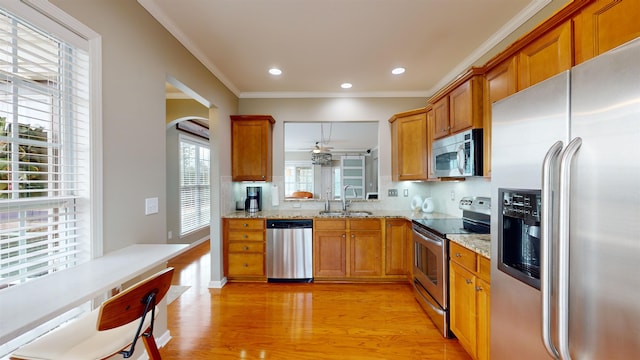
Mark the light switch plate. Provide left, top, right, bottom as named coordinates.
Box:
left=145, top=197, right=159, bottom=215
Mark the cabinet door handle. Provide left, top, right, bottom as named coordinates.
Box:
left=455, top=253, right=462, bottom=257
left=465, top=279, right=473, bottom=285
left=342, top=234, right=346, bottom=239
left=351, top=234, right=355, bottom=238
left=476, top=286, right=484, bottom=292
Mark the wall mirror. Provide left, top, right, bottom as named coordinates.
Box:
left=284, top=121, right=378, bottom=200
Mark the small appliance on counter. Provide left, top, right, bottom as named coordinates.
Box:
left=245, top=186, right=262, bottom=213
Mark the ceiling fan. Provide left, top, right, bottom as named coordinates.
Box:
left=311, top=123, right=333, bottom=153
left=312, top=141, right=333, bottom=154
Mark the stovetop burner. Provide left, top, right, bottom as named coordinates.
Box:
left=412, top=217, right=489, bottom=238
left=412, top=196, right=491, bottom=237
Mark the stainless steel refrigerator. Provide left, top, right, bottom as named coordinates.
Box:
left=490, top=37, right=640, bottom=359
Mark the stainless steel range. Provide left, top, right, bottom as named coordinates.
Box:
left=412, top=196, right=490, bottom=338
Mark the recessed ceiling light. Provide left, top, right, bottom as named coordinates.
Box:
left=269, top=68, right=282, bottom=75
left=392, top=67, right=406, bottom=75
left=341, top=83, right=352, bottom=89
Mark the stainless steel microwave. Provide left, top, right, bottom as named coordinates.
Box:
left=432, top=128, right=483, bottom=177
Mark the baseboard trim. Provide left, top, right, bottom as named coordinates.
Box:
left=209, top=277, right=227, bottom=289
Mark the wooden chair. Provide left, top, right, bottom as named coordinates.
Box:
left=290, top=191, right=313, bottom=198
left=11, top=267, right=175, bottom=360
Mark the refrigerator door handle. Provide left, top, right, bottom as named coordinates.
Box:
left=557, top=137, right=582, bottom=360
left=541, top=140, right=563, bottom=359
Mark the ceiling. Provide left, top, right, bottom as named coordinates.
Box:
left=140, top=0, right=550, bottom=99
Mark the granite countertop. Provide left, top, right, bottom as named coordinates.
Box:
left=223, top=209, right=455, bottom=220
left=223, top=209, right=491, bottom=259
left=447, top=234, right=491, bottom=259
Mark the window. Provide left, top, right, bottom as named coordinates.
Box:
left=179, top=134, right=210, bottom=235
left=0, top=7, right=91, bottom=288
left=284, top=161, right=313, bottom=196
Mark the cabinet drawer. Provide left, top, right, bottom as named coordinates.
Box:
left=228, top=253, right=264, bottom=275
left=350, top=218, right=381, bottom=230
left=228, top=242, right=264, bottom=253
left=478, top=255, right=491, bottom=282
left=450, top=242, right=477, bottom=272
left=228, top=230, right=264, bottom=241
left=314, top=219, right=347, bottom=231
left=227, top=219, right=264, bottom=230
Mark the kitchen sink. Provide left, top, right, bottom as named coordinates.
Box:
left=317, top=210, right=373, bottom=217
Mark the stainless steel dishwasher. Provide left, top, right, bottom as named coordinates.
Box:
left=266, top=219, right=313, bottom=282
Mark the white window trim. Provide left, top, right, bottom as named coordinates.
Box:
left=178, top=133, right=210, bottom=236
left=1, top=0, right=104, bottom=258
left=0, top=0, right=102, bottom=355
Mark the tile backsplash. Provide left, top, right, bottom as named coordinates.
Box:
left=227, top=176, right=491, bottom=217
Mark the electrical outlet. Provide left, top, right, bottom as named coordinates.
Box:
left=388, top=189, right=398, bottom=197
left=403, top=189, right=409, bottom=197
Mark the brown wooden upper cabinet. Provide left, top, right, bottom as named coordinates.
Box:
left=389, top=108, right=430, bottom=181
left=517, top=20, right=572, bottom=90
left=431, top=73, right=484, bottom=140
left=230, top=115, right=275, bottom=182
left=573, top=0, right=640, bottom=64
left=483, top=57, right=517, bottom=178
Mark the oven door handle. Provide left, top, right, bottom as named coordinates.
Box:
left=415, top=286, right=446, bottom=316
left=413, top=229, right=443, bottom=247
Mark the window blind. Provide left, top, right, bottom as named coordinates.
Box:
left=0, top=7, right=90, bottom=288
left=284, top=161, right=313, bottom=196
left=179, top=134, right=210, bottom=235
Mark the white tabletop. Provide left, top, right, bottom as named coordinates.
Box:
left=0, top=243, right=188, bottom=344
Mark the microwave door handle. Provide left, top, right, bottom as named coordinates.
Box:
left=557, top=137, right=582, bottom=360
left=456, top=145, right=466, bottom=175
left=541, top=140, right=563, bottom=360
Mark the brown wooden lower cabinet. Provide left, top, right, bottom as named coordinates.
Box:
left=223, top=218, right=266, bottom=281
left=385, top=218, right=412, bottom=278
left=314, top=218, right=410, bottom=281
left=449, top=241, right=491, bottom=360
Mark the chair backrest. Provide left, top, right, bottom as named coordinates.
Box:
left=97, top=267, right=174, bottom=331
left=291, top=191, right=313, bottom=198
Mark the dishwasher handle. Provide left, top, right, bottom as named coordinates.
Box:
left=267, top=219, right=313, bottom=229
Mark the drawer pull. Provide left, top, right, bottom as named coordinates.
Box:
left=243, top=223, right=248, bottom=227
left=243, top=234, right=248, bottom=239
left=243, top=246, right=249, bottom=251
left=243, top=263, right=248, bottom=267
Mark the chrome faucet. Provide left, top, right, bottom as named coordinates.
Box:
left=342, top=185, right=357, bottom=211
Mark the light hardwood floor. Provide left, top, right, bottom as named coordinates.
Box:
left=161, top=241, right=471, bottom=360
